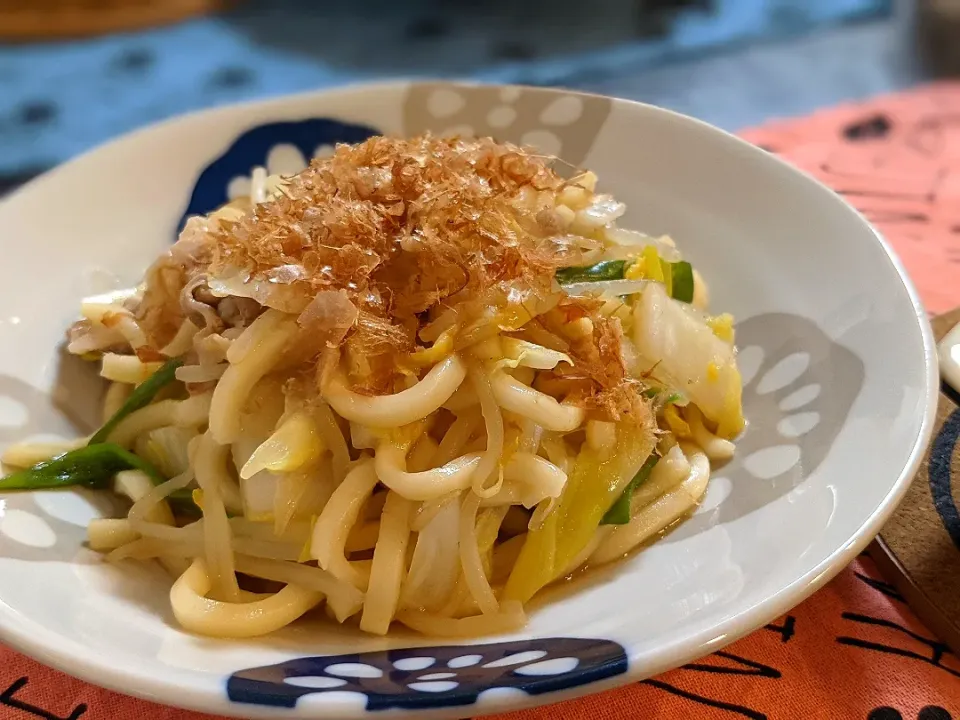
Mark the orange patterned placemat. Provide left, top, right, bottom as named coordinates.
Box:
left=4, top=84, right=960, bottom=720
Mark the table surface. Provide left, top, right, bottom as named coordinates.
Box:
left=0, top=0, right=918, bottom=192
left=580, top=0, right=921, bottom=132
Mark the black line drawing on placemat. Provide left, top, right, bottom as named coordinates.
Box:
left=640, top=650, right=783, bottom=720
left=0, top=677, right=86, bottom=720
left=836, top=613, right=960, bottom=679
left=763, top=616, right=797, bottom=643
left=853, top=570, right=906, bottom=603
left=640, top=678, right=767, bottom=720
left=681, top=651, right=781, bottom=679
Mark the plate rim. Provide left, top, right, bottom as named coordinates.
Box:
left=0, top=79, right=941, bottom=719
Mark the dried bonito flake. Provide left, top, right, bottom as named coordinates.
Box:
left=115, top=134, right=649, bottom=412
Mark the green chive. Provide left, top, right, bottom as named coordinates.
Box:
left=555, top=260, right=627, bottom=285
left=89, top=358, right=183, bottom=445
left=0, top=443, right=166, bottom=491
left=670, top=261, right=694, bottom=303
left=601, top=454, right=660, bottom=525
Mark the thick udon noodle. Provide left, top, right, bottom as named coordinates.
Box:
left=2, top=136, right=743, bottom=639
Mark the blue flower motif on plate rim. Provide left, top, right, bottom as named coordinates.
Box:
left=227, top=637, right=628, bottom=711
left=176, top=117, right=381, bottom=233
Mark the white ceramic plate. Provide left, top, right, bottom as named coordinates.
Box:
left=0, top=81, right=938, bottom=719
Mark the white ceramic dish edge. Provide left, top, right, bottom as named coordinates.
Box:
left=0, top=81, right=940, bottom=718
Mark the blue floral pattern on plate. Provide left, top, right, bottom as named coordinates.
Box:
left=177, top=118, right=381, bottom=232
left=227, top=637, right=627, bottom=711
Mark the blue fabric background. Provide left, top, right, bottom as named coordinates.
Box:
left=0, top=0, right=890, bottom=176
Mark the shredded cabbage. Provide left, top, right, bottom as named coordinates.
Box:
left=135, top=426, right=196, bottom=479
left=240, top=411, right=325, bottom=479
left=632, top=283, right=744, bottom=438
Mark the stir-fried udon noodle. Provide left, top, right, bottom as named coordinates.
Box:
left=1, top=136, right=744, bottom=639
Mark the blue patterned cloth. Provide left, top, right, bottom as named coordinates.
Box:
left=0, top=0, right=890, bottom=175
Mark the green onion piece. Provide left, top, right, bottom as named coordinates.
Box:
left=555, top=260, right=626, bottom=285
left=600, top=454, right=660, bottom=525
left=0, top=443, right=166, bottom=491
left=670, top=261, right=695, bottom=303
left=89, top=358, right=183, bottom=445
